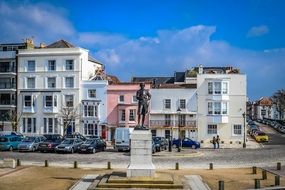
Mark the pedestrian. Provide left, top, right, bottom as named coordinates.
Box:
left=212, top=136, right=216, bottom=149
left=216, top=135, right=220, bottom=149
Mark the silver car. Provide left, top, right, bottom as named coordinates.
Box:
left=18, top=136, right=46, bottom=152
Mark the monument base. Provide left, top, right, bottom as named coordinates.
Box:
left=127, top=129, right=155, bottom=178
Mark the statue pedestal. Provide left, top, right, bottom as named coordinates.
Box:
left=127, top=130, right=155, bottom=178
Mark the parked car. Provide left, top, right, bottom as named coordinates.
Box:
left=38, top=134, right=63, bottom=152
left=277, top=125, right=285, bottom=134
left=79, top=138, right=106, bottom=153
left=152, top=137, right=168, bottom=152
left=63, top=132, right=86, bottom=141
left=254, top=131, right=269, bottom=142
left=0, top=135, right=22, bottom=151
left=0, top=131, right=24, bottom=139
left=18, top=135, right=46, bottom=152
left=172, top=138, right=200, bottom=149
left=55, top=138, right=83, bottom=153
left=114, top=127, right=134, bottom=151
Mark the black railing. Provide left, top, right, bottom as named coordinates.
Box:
left=0, top=83, right=16, bottom=89
left=150, top=120, right=196, bottom=127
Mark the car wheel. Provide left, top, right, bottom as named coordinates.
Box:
left=32, top=147, right=36, bottom=152
left=71, top=148, right=74, bottom=154
left=9, top=146, right=13, bottom=151
left=92, top=148, right=96, bottom=154
left=103, top=146, right=106, bottom=151
left=191, top=145, right=196, bottom=149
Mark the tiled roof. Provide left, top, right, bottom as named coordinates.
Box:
left=46, top=39, right=75, bottom=48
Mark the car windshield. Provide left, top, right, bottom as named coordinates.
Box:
left=23, top=137, right=36, bottom=142
left=62, top=139, right=74, bottom=144
left=0, top=137, right=8, bottom=142
left=257, top=132, right=266, bottom=136
left=85, top=139, right=95, bottom=144
left=44, top=135, right=58, bottom=140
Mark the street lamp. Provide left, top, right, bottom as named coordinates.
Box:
left=242, top=112, right=246, bottom=148
left=168, top=124, right=173, bottom=152
left=177, top=107, right=182, bottom=152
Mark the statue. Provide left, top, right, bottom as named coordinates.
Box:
left=135, top=83, right=151, bottom=130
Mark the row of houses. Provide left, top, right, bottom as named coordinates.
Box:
left=0, top=39, right=247, bottom=146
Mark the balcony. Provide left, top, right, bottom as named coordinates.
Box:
left=150, top=120, right=196, bottom=127
left=22, top=106, right=36, bottom=113
left=207, top=115, right=229, bottom=124
left=43, top=106, right=58, bottom=113
left=0, top=82, right=16, bottom=90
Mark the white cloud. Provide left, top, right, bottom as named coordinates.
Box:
left=247, top=25, right=269, bottom=37
left=0, top=2, right=75, bottom=44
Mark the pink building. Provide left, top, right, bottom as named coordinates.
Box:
left=107, top=83, right=151, bottom=140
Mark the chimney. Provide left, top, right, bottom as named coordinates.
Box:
left=198, top=65, right=203, bottom=74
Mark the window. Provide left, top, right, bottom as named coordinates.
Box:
left=48, top=60, right=56, bottom=71
left=88, top=106, right=94, bottom=116
left=119, top=95, right=124, bottom=103
left=33, top=118, right=36, bottom=133
left=65, top=77, right=74, bottom=88
left=47, top=77, right=56, bottom=88
left=208, top=124, right=217, bottom=134
left=132, top=95, right=138, bottom=103
left=178, top=114, right=186, bottom=126
left=208, top=82, right=213, bottom=94
left=65, top=95, right=74, bottom=107
left=66, top=60, right=74, bottom=70
left=151, top=130, right=157, bottom=137
left=23, top=118, right=26, bottom=133
left=214, top=102, right=221, bottom=114
left=164, top=99, right=171, bottom=109
left=233, top=125, right=242, bottom=135
left=88, top=124, right=94, bottom=135
left=88, top=89, right=96, bottom=98
left=24, top=95, right=32, bottom=107
left=208, top=102, right=213, bottom=115
left=45, top=96, right=53, bottom=107
left=165, top=114, right=171, bottom=126
left=222, top=82, right=228, bottom=94
left=214, top=82, right=221, bottom=94
left=165, top=130, right=170, bottom=139
left=84, top=105, right=98, bottom=117
left=222, top=102, right=228, bottom=114
left=179, top=99, right=186, bottom=109
left=54, top=118, right=58, bottom=134
left=44, top=118, right=57, bottom=134
left=129, top=109, right=136, bottom=121
left=27, top=77, right=35, bottom=88
left=27, top=61, right=35, bottom=71
left=48, top=118, right=53, bottom=133
left=27, top=118, right=32, bottom=133
left=119, top=110, right=125, bottom=121
left=44, top=118, right=47, bottom=133
left=84, top=124, right=96, bottom=135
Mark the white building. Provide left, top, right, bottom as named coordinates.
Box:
left=195, top=67, right=247, bottom=146
left=81, top=77, right=108, bottom=138
left=149, top=84, right=197, bottom=140
left=17, top=40, right=102, bottom=135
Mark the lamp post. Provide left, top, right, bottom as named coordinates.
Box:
left=242, top=112, right=246, bottom=148
left=177, top=107, right=181, bottom=152
left=168, top=125, right=173, bottom=152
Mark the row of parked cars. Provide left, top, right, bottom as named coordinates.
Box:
left=247, top=120, right=269, bottom=142
left=0, top=132, right=106, bottom=154
left=257, top=119, right=285, bottom=134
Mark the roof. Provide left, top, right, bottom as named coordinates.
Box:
left=174, top=72, right=185, bottom=82
left=131, top=77, right=174, bottom=85
left=106, top=74, right=120, bottom=85
left=88, top=55, right=102, bottom=65
left=46, top=39, right=75, bottom=48
left=154, top=83, right=197, bottom=89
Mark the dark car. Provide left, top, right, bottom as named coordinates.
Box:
left=152, top=137, right=168, bottom=152
left=38, top=134, right=63, bottom=152
left=63, top=132, right=86, bottom=141
left=172, top=138, right=200, bottom=149
left=79, top=138, right=106, bottom=153
left=18, top=135, right=46, bottom=152
left=55, top=138, right=83, bottom=153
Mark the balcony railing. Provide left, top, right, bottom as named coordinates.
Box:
left=0, top=100, right=16, bottom=105
left=0, top=83, right=16, bottom=89
left=0, top=67, right=16, bottom=73
left=150, top=120, right=196, bottom=127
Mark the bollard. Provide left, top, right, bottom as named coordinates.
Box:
left=175, top=162, right=179, bottom=170
left=218, top=181, right=224, bottom=190
left=255, top=179, right=260, bottom=189
left=74, top=161, right=78, bottom=169
left=44, top=160, right=49, bottom=167
left=17, top=159, right=21, bottom=166
left=277, top=162, right=281, bottom=170
left=252, top=166, right=257, bottom=174
left=262, top=170, right=267, bottom=180
left=209, top=163, right=213, bottom=170
left=107, top=161, right=111, bottom=170
left=275, top=175, right=280, bottom=186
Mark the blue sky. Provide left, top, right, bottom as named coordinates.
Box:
left=1, top=0, right=285, bottom=100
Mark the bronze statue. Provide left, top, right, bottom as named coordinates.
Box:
left=136, top=83, right=151, bottom=130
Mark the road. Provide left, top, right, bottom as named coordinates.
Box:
left=1, top=124, right=285, bottom=169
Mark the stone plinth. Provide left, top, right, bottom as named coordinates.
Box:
left=127, top=130, right=155, bottom=178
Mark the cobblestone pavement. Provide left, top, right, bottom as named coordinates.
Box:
left=0, top=124, right=284, bottom=169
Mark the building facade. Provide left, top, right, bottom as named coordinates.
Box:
left=17, top=40, right=102, bottom=135
left=107, top=83, right=151, bottom=140
left=81, top=78, right=108, bottom=138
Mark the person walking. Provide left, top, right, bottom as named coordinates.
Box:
left=212, top=136, right=216, bottom=149
left=216, top=135, right=220, bottom=149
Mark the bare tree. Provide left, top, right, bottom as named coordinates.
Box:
left=272, top=89, right=285, bottom=120
left=8, top=111, right=22, bottom=132
left=58, top=105, right=80, bottom=135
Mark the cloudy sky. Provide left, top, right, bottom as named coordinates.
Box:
left=1, top=0, right=285, bottom=100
